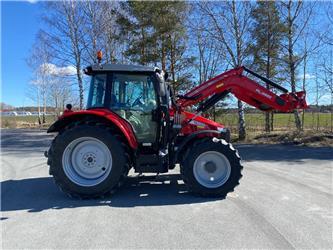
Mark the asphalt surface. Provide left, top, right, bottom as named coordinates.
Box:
left=1, top=129, right=332, bottom=249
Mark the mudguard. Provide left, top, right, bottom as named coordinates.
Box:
left=173, top=129, right=230, bottom=165
left=47, top=109, right=138, bottom=149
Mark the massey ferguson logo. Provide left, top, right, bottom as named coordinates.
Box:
left=256, top=89, right=272, bottom=99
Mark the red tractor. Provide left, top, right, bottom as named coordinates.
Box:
left=45, top=59, right=307, bottom=198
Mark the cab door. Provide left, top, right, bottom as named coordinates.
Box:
left=109, top=73, right=159, bottom=145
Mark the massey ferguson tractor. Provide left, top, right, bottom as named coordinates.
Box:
left=45, top=55, right=307, bottom=198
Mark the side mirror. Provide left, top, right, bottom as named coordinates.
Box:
left=66, top=104, right=72, bottom=110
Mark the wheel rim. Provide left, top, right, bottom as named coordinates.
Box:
left=193, top=151, right=231, bottom=188
left=62, top=137, right=112, bottom=187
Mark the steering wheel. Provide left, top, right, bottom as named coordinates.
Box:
left=131, top=96, right=144, bottom=107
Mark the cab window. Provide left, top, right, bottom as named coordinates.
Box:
left=111, top=73, right=158, bottom=143
left=110, top=74, right=157, bottom=111
left=87, top=74, right=107, bottom=108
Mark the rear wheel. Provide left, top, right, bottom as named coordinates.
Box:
left=180, top=137, right=242, bottom=197
left=48, top=123, right=129, bottom=198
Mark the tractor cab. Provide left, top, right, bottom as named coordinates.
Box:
left=84, top=63, right=169, bottom=149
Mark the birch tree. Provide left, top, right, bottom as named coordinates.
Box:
left=198, top=0, right=253, bottom=140
left=319, top=5, right=333, bottom=131
left=99, top=2, right=123, bottom=63
left=280, top=0, right=315, bottom=131
left=81, top=1, right=121, bottom=64
left=27, top=31, right=53, bottom=123
left=48, top=76, right=74, bottom=116
left=188, top=9, right=223, bottom=83
left=188, top=8, right=225, bottom=120
left=42, top=1, right=86, bottom=109
left=26, top=81, right=42, bottom=125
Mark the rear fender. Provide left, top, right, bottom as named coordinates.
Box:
left=47, top=109, right=138, bottom=149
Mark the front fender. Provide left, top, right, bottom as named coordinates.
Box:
left=47, top=109, right=138, bottom=149
left=173, top=129, right=230, bottom=165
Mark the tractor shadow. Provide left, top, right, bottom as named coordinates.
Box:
left=1, top=174, right=218, bottom=214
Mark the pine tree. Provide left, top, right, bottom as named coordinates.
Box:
left=117, top=2, right=158, bottom=65
left=250, top=1, right=286, bottom=132
left=117, top=2, right=193, bottom=91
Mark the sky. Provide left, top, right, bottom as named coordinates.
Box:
left=1, top=1, right=42, bottom=107
left=0, top=1, right=331, bottom=108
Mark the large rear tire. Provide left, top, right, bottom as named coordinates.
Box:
left=47, top=123, right=129, bottom=199
left=180, top=137, right=242, bottom=198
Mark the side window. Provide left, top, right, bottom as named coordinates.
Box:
left=87, top=74, right=107, bottom=108
left=125, top=80, right=144, bottom=107
left=111, top=73, right=158, bottom=143
left=111, top=74, right=157, bottom=111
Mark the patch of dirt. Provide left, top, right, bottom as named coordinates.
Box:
left=250, top=131, right=333, bottom=147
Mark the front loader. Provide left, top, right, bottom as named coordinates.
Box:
left=45, top=56, right=307, bottom=198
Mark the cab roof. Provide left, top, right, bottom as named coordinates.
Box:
left=84, top=63, right=156, bottom=74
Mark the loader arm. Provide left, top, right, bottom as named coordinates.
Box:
left=177, top=66, right=307, bottom=112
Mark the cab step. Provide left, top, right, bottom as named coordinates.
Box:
left=135, top=154, right=168, bottom=173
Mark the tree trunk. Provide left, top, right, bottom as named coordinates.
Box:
left=294, top=110, right=302, bottom=131
left=170, top=35, right=176, bottom=85
left=287, top=1, right=302, bottom=131
left=265, top=13, right=271, bottom=133
left=238, top=100, right=246, bottom=140
left=43, top=96, right=46, bottom=124
left=316, top=72, right=319, bottom=131
left=330, top=50, right=333, bottom=133
left=77, top=66, right=84, bottom=109
left=291, top=58, right=302, bottom=131
left=232, top=0, right=246, bottom=141
left=270, top=112, right=274, bottom=131
left=265, top=113, right=270, bottom=132
left=330, top=91, right=333, bottom=133
left=141, top=27, right=146, bottom=65
left=302, top=52, right=307, bottom=130
left=37, top=87, right=41, bottom=125
left=161, top=40, right=166, bottom=72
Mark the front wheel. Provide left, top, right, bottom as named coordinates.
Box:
left=180, top=137, right=243, bottom=197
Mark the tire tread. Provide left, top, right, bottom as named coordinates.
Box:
left=180, top=137, right=243, bottom=198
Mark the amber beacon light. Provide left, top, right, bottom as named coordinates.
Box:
left=97, top=50, right=102, bottom=63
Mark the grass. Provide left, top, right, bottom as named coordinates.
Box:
left=216, top=112, right=333, bottom=133
left=1, top=115, right=56, bottom=128
left=1, top=112, right=332, bottom=146
left=1, top=112, right=332, bottom=132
